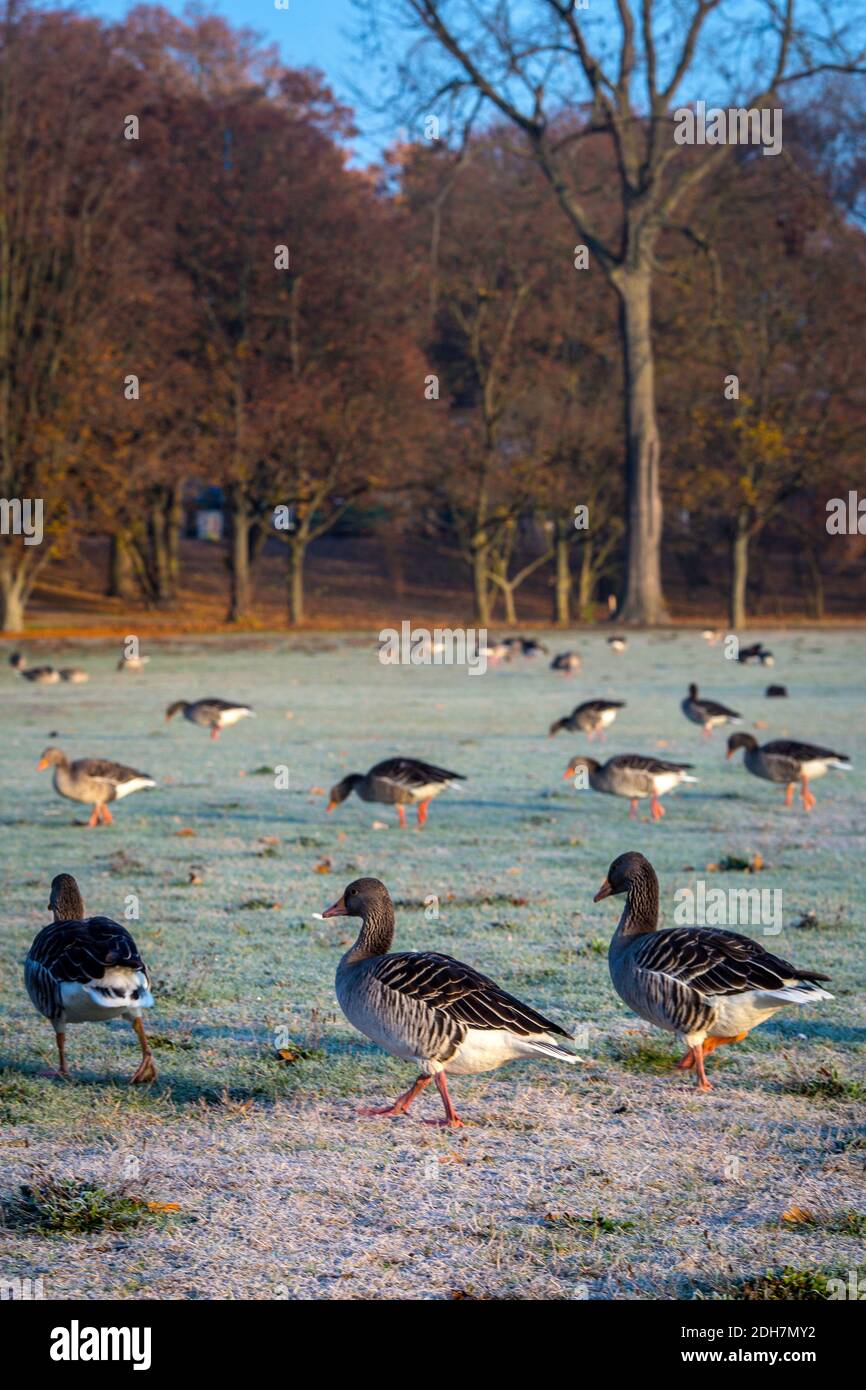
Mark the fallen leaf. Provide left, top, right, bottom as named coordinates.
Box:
left=782, top=1205, right=814, bottom=1225
left=146, top=1201, right=181, bottom=1213
left=175, top=828, right=196, bottom=838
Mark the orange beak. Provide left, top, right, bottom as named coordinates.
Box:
left=562, top=768, right=574, bottom=781
left=37, top=756, right=50, bottom=771
left=725, top=749, right=733, bottom=760
left=321, top=895, right=348, bottom=918
left=593, top=879, right=613, bottom=902
left=326, top=800, right=337, bottom=814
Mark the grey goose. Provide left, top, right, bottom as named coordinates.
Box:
left=166, top=698, right=253, bottom=740
left=37, top=747, right=155, bottom=825
left=322, top=878, right=578, bottom=1126
left=549, top=699, right=624, bottom=739
left=327, top=757, right=465, bottom=828
left=25, top=874, right=156, bottom=1082
left=727, top=733, right=850, bottom=810
left=564, top=753, right=697, bottom=820
left=594, top=852, right=832, bottom=1091
left=550, top=651, right=581, bottom=673
left=682, top=683, right=741, bottom=735
left=9, top=651, right=59, bottom=684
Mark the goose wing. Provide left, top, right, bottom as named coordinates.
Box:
left=610, top=754, right=692, bottom=775
left=368, top=757, right=465, bottom=789
left=574, top=700, right=624, bottom=717
left=71, top=757, right=152, bottom=787
left=631, top=927, right=829, bottom=1000
left=371, top=951, right=571, bottom=1039
left=695, top=696, right=740, bottom=719
left=762, top=739, right=847, bottom=765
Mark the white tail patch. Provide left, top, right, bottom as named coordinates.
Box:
left=758, top=984, right=834, bottom=1007
left=114, top=777, right=156, bottom=799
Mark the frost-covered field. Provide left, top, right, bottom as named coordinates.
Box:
left=0, top=630, right=864, bottom=1300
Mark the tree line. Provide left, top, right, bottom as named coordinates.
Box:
left=0, top=1, right=864, bottom=632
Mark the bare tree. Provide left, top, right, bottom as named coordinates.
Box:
left=358, top=0, right=866, bottom=623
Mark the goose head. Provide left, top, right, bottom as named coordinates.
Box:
left=37, top=746, right=67, bottom=772
left=326, top=774, right=364, bottom=812
left=563, top=754, right=600, bottom=782
left=322, top=877, right=395, bottom=956
left=726, top=732, right=758, bottom=760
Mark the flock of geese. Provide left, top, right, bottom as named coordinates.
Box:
left=12, top=633, right=850, bottom=1124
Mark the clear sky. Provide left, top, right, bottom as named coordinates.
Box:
left=87, top=1, right=384, bottom=155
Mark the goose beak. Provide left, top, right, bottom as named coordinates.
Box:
left=326, top=800, right=337, bottom=814
left=322, top=895, right=348, bottom=918
left=37, top=756, right=49, bottom=771
left=562, top=768, right=574, bottom=781
left=593, top=879, right=613, bottom=902
left=725, top=749, right=734, bottom=760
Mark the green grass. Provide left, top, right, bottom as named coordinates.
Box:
left=786, top=1066, right=866, bottom=1101
left=4, top=1176, right=169, bottom=1236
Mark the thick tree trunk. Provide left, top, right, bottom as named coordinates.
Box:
left=166, top=482, right=184, bottom=588
left=729, top=514, right=749, bottom=629
left=553, top=521, right=571, bottom=626
left=108, top=532, right=135, bottom=599
left=147, top=499, right=172, bottom=604
left=226, top=488, right=252, bottom=622
left=615, top=269, right=666, bottom=626
left=0, top=565, right=26, bottom=630
left=288, top=535, right=306, bottom=625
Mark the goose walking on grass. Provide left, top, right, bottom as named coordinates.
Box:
left=327, top=757, right=465, bottom=828
left=550, top=651, right=581, bottom=674
left=594, top=852, right=833, bottom=1091
left=9, top=652, right=59, bottom=684
left=727, top=734, right=851, bottom=810
left=37, top=747, right=156, bottom=826
left=682, top=683, right=741, bottom=736
left=165, top=698, right=253, bottom=740
left=59, top=667, right=89, bottom=683
left=321, top=878, right=578, bottom=1126
left=549, top=699, right=624, bottom=740
left=25, top=874, right=156, bottom=1083
left=564, top=754, right=697, bottom=820
left=737, top=642, right=774, bottom=666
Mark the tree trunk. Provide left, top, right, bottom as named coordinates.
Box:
left=801, top=545, right=824, bottom=622
left=577, top=539, right=595, bottom=620
left=729, top=514, right=749, bottom=629
left=553, top=520, right=571, bottom=626
left=288, top=535, right=306, bottom=625
left=0, top=565, right=26, bottom=631
left=615, top=268, right=666, bottom=625
left=166, top=482, right=184, bottom=588
left=226, top=488, right=252, bottom=622
left=472, top=544, right=491, bottom=626
left=108, top=532, right=135, bottom=599
left=147, top=499, right=172, bottom=604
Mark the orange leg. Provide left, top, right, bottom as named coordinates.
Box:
left=43, top=1030, right=71, bottom=1079
left=801, top=777, right=816, bottom=811
left=417, top=799, right=430, bottom=828
left=130, top=1017, right=156, bottom=1084
left=628, top=798, right=639, bottom=819
left=650, top=792, right=666, bottom=821
left=99, top=804, right=114, bottom=825
left=422, top=1072, right=464, bottom=1128
left=358, top=1074, right=430, bottom=1118
left=675, top=1047, right=696, bottom=1070
left=784, top=782, right=795, bottom=808
left=396, top=804, right=407, bottom=828
left=87, top=804, right=101, bottom=827
left=210, top=726, right=220, bottom=740
left=702, top=725, right=713, bottom=739
left=692, top=1040, right=712, bottom=1091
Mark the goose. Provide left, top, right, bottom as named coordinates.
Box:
left=607, top=635, right=628, bottom=653
left=9, top=652, right=60, bottom=684
left=737, top=642, right=774, bottom=667
left=701, top=629, right=722, bottom=645
left=327, top=757, right=465, bottom=828
left=594, top=851, right=833, bottom=1091
left=766, top=684, right=788, bottom=698
left=117, top=654, right=150, bottom=672
left=726, top=734, right=850, bottom=810
left=37, top=747, right=156, bottom=826
left=59, top=667, right=89, bottom=684
left=682, top=683, right=741, bottom=736
left=502, top=636, right=548, bottom=658
left=481, top=639, right=511, bottom=665
left=165, top=698, right=253, bottom=740
left=564, top=754, right=697, bottom=820
left=549, top=699, right=624, bottom=740
left=25, top=873, right=155, bottom=1082
left=550, top=651, right=581, bottom=674
left=321, top=878, right=578, bottom=1126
